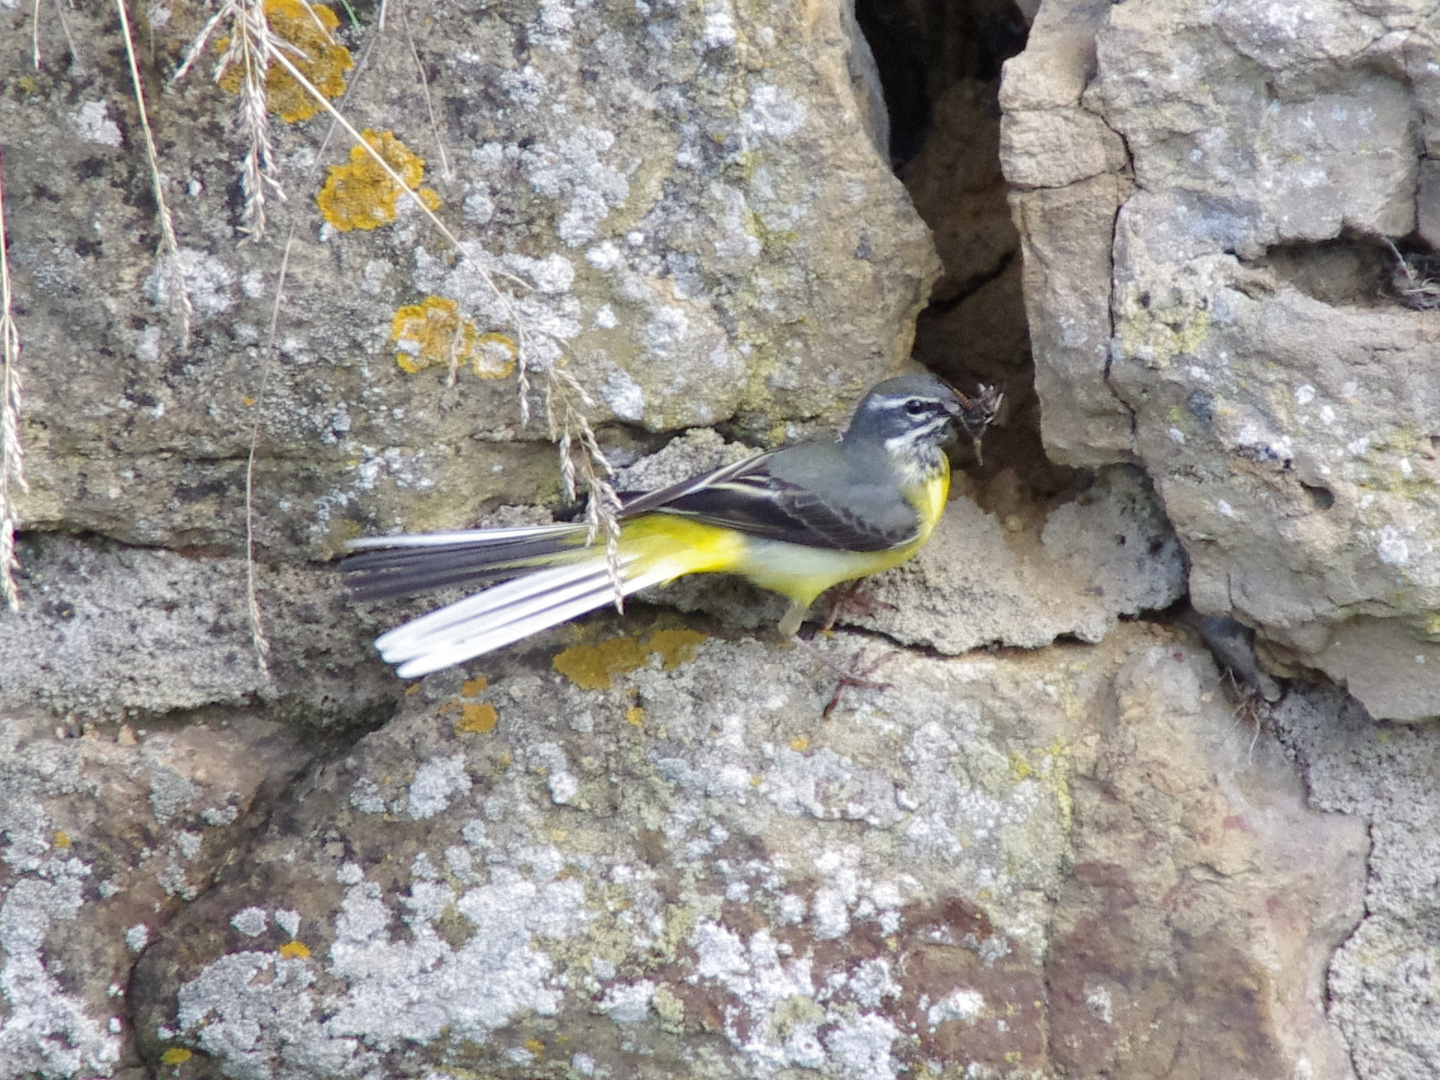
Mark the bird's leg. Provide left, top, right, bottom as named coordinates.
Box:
left=790, top=634, right=894, bottom=720
left=778, top=600, right=808, bottom=638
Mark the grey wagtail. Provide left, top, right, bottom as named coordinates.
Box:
left=346, top=374, right=1000, bottom=678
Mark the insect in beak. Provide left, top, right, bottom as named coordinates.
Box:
left=948, top=384, right=1004, bottom=467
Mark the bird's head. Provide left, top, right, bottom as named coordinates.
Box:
left=843, top=374, right=1001, bottom=461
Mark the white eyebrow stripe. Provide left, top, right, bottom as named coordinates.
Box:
left=870, top=394, right=942, bottom=410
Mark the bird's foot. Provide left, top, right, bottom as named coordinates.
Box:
left=819, top=580, right=897, bottom=631
left=792, top=635, right=894, bottom=720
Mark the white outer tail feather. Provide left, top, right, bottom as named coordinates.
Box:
left=347, top=524, right=573, bottom=550
left=376, top=555, right=675, bottom=678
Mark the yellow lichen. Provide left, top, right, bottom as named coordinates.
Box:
left=553, top=637, right=648, bottom=690
left=457, top=702, right=499, bottom=734
left=278, top=940, right=311, bottom=959
left=217, top=0, right=353, bottom=123
left=461, top=676, right=489, bottom=697
left=646, top=628, right=707, bottom=670
left=1115, top=306, right=1213, bottom=367
left=53, top=830, right=71, bottom=848
left=553, top=627, right=710, bottom=690
left=159, top=1048, right=193, bottom=1066
left=625, top=705, right=645, bottom=726
left=390, top=296, right=517, bottom=378
left=789, top=735, right=809, bottom=752
left=317, top=129, right=440, bottom=232
left=1009, top=739, right=1073, bottom=830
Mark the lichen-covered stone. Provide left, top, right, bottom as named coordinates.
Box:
left=0, top=712, right=306, bottom=1079
left=125, top=622, right=1363, bottom=1080
left=2, top=0, right=936, bottom=556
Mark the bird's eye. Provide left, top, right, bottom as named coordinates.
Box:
left=905, top=399, right=927, bottom=416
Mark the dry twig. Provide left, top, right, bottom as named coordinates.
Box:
left=116, top=0, right=193, bottom=347
left=174, top=0, right=290, bottom=239
left=0, top=157, right=27, bottom=612
left=398, top=0, right=450, bottom=182
left=1384, top=238, right=1440, bottom=311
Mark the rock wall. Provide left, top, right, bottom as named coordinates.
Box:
left=1004, top=0, right=1440, bottom=723
left=1001, top=1, right=1440, bottom=1075
left=0, top=0, right=1436, bottom=1078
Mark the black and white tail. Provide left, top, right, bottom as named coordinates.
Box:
left=344, top=526, right=670, bottom=678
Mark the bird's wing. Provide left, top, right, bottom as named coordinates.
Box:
left=622, top=446, right=919, bottom=552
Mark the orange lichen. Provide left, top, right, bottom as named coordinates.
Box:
left=317, top=129, right=440, bottom=232
left=390, top=296, right=516, bottom=378
left=457, top=702, right=499, bottom=734
left=278, top=940, right=311, bottom=959
left=461, top=676, right=489, bottom=696
left=217, top=0, right=353, bottom=123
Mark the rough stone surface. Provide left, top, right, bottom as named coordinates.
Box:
left=1274, top=688, right=1440, bottom=1080
left=1000, top=0, right=1440, bottom=719
left=0, top=535, right=397, bottom=730
left=0, top=712, right=306, bottom=1080
left=2, top=0, right=1437, bottom=1078
left=127, top=622, right=1363, bottom=1080
left=846, top=464, right=1186, bottom=653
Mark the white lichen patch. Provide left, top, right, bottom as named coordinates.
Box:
left=145, top=760, right=200, bottom=825
left=179, top=850, right=594, bottom=1070
left=230, top=907, right=268, bottom=937
left=407, top=754, right=472, bottom=820
left=597, top=979, right=655, bottom=1023
left=601, top=368, right=646, bottom=422
left=927, top=988, right=985, bottom=1029
left=702, top=2, right=737, bottom=49
left=72, top=101, right=122, bottom=147
left=349, top=776, right=387, bottom=815
left=520, top=127, right=630, bottom=247
left=1377, top=524, right=1409, bottom=567
left=743, top=84, right=807, bottom=141
left=0, top=859, right=120, bottom=1078
left=176, top=952, right=375, bottom=1079
left=688, top=916, right=908, bottom=1079
left=275, top=909, right=302, bottom=939
left=143, top=248, right=235, bottom=317
left=414, top=245, right=582, bottom=371
left=825, top=1013, right=902, bottom=1080
left=323, top=864, right=589, bottom=1049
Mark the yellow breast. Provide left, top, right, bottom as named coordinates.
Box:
left=904, top=456, right=951, bottom=546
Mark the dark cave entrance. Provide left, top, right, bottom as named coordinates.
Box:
left=856, top=0, right=1087, bottom=519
